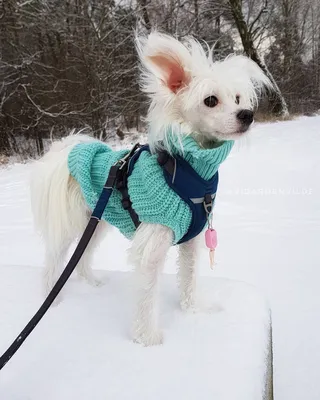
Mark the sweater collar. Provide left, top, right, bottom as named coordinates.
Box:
left=164, top=133, right=234, bottom=180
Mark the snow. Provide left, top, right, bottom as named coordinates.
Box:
left=1, top=115, right=320, bottom=399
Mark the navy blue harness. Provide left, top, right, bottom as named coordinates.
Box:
left=127, top=145, right=219, bottom=244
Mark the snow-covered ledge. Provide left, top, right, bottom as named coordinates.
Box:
left=0, top=267, right=273, bottom=400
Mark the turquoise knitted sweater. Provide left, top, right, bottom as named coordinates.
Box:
left=68, top=135, right=234, bottom=243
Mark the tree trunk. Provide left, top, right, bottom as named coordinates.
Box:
left=228, top=0, right=289, bottom=116
left=0, top=130, right=11, bottom=156
left=137, top=0, right=152, bottom=32
left=36, top=133, right=44, bottom=156
left=194, top=0, right=199, bottom=35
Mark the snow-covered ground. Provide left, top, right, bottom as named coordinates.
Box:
left=0, top=116, right=320, bottom=399
left=0, top=268, right=272, bottom=400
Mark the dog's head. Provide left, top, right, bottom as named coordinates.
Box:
left=136, top=32, right=272, bottom=150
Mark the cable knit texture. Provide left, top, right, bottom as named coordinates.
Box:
left=68, top=134, right=234, bottom=243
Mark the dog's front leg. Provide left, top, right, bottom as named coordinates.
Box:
left=130, top=223, right=173, bottom=346
left=178, top=236, right=199, bottom=311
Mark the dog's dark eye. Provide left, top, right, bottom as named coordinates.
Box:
left=204, top=96, right=218, bottom=108
left=235, top=95, right=240, bottom=105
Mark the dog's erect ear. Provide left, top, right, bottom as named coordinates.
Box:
left=136, top=32, right=192, bottom=93
left=148, top=53, right=189, bottom=93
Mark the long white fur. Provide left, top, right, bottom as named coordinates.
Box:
left=30, top=31, right=272, bottom=346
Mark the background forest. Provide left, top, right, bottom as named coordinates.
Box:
left=1, top=0, right=319, bottom=156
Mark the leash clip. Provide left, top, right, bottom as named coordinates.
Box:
left=115, top=143, right=141, bottom=170
left=203, top=193, right=213, bottom=214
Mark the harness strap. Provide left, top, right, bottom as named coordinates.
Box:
left=156, top=149, right=219, bottom=244
left=116, top=168, right=140, bottom=228
left=111, top=143, right=145, bottom=229
left=120, top=144, right=152, bottom=228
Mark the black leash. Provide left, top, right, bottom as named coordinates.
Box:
left=0, top=143, right=141, bottom=371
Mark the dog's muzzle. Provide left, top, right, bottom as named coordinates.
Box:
left=237, top=109, right=254, bottom=126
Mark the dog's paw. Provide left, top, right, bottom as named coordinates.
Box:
left=133, top=329, right=164, bottom=346
left=78, top=271, right=105, bottom=287
left=180, top=295, right=196, bottom=312
left=87, top=277, right=105, bottom=287
left=180, top=297, right=223, bottom=314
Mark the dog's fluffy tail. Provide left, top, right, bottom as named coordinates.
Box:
left=30, top=134, right=93, bottom=245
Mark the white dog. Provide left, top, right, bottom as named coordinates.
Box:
left=30, top=32, right=271, bottom=346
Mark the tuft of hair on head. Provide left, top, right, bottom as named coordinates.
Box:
left=217, top=55, right=273, bottom=107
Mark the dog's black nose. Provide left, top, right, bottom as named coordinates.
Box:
left=237, top=109, right=254, bottom=125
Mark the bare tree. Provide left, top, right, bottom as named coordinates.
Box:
left=0, top=0, right=143, bottom=155
left=137, top=0, right=152, bottom=32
